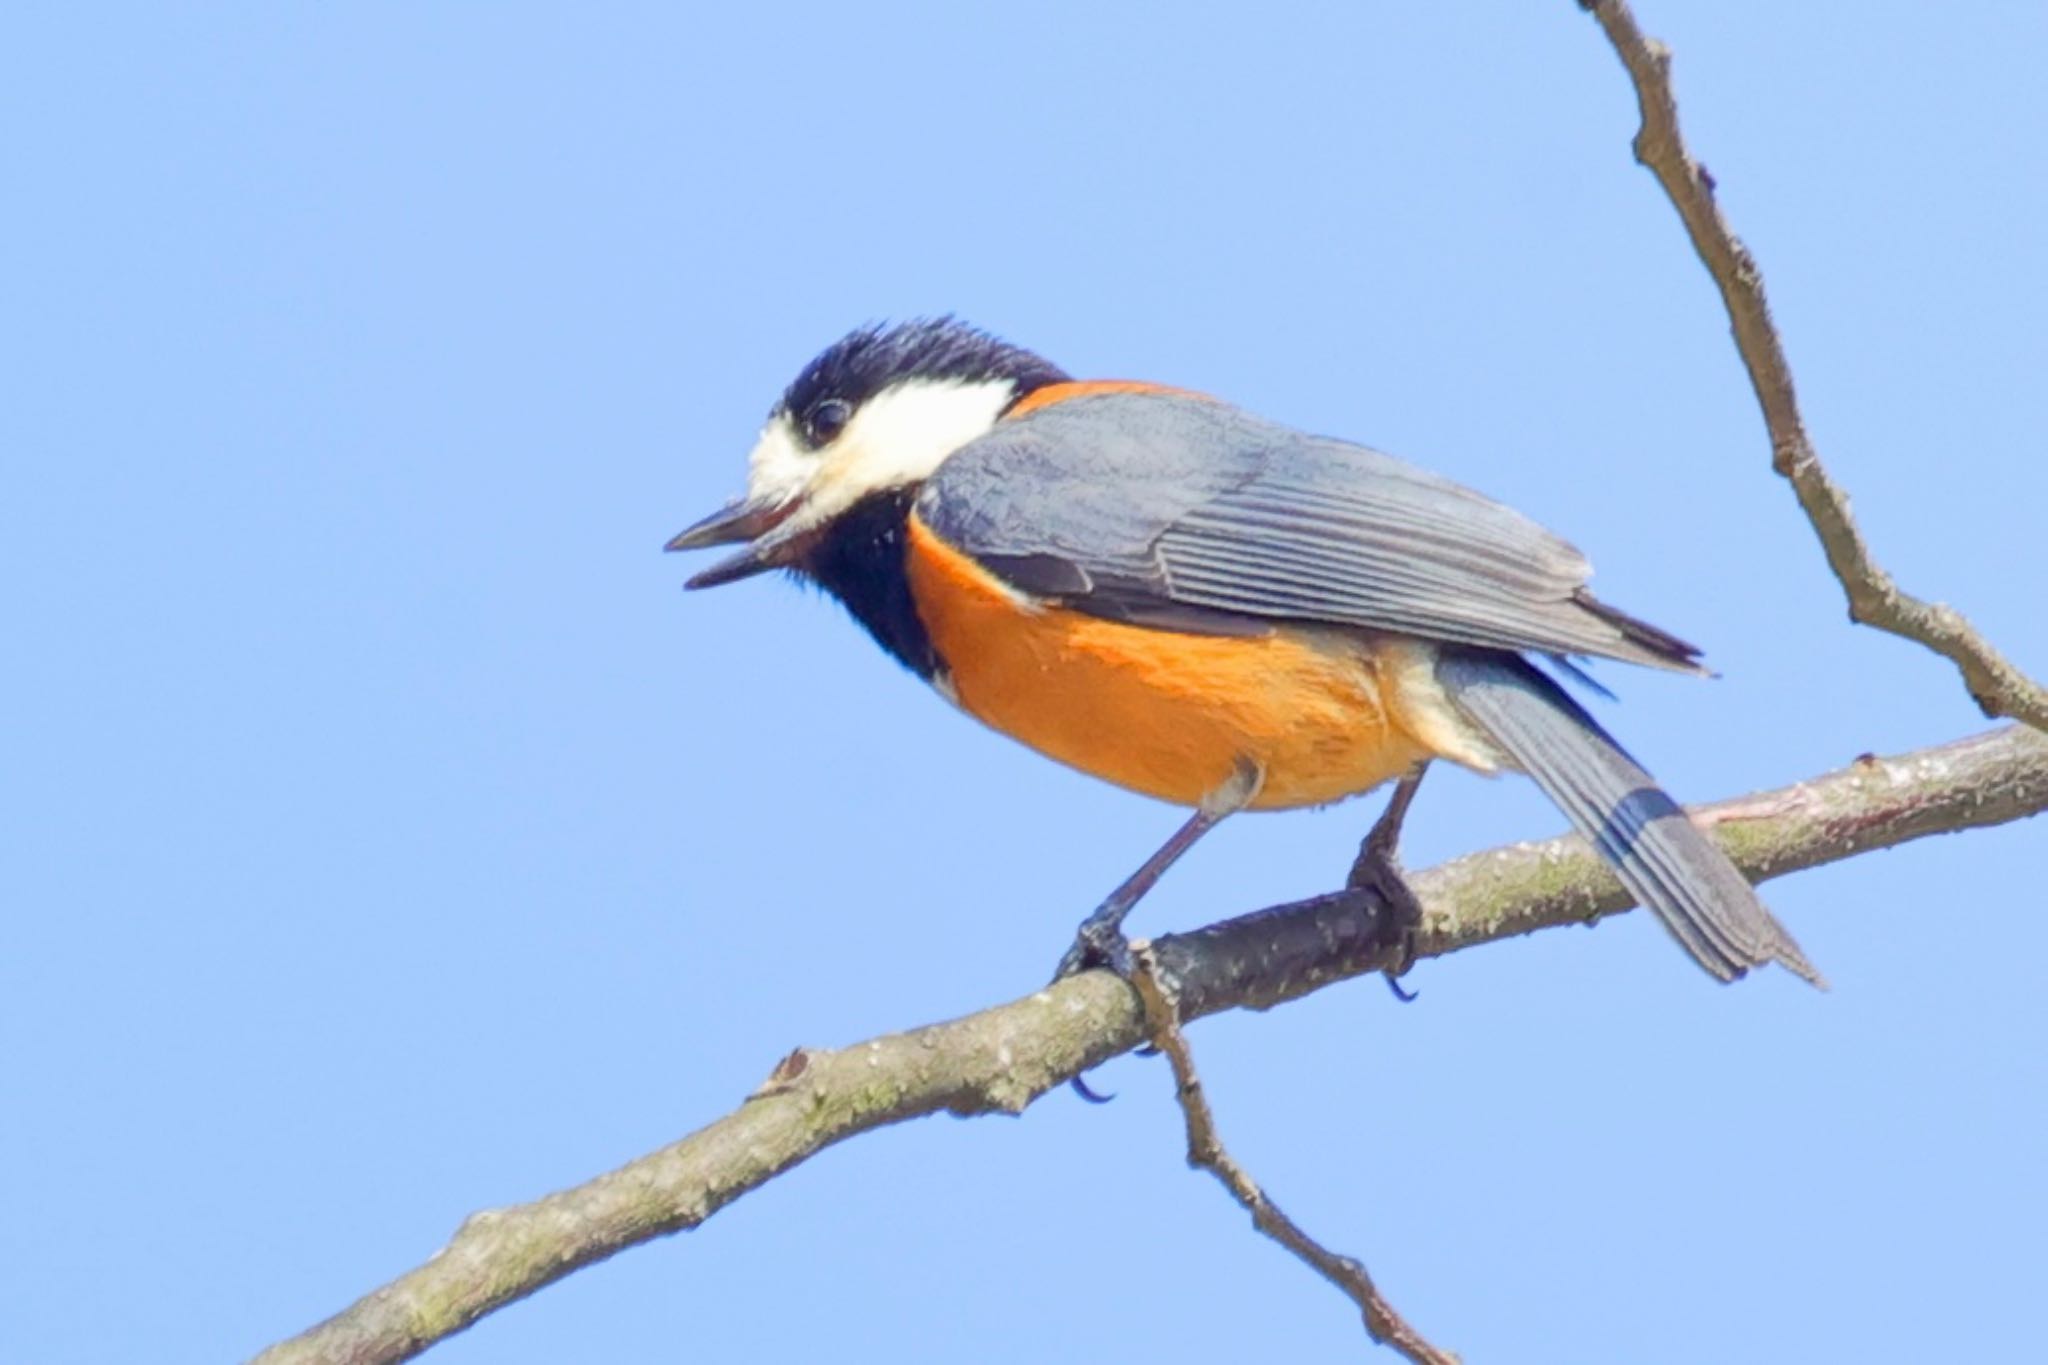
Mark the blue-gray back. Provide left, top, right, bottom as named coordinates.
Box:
left=916, top=392, right=1699, bottom=668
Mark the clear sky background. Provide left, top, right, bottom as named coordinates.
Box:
left=6, top=5, right=2044, bottom=1362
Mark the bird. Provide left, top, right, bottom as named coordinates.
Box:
left=667, top=317, right=1820, bottom=988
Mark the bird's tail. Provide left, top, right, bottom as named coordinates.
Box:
left=1434, top=649, right=1823, bottom=987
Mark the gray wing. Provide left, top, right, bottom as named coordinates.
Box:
left=917, top=391, right=1702, bottom=670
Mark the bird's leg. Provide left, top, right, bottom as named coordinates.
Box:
left=1053, top=762, right=1261, bottom=983
left=1346, top=763, right=1431, bottom=998
left=1052, top=808, right=1226, bottom=983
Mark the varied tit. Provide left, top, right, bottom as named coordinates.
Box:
left=669, top=318, right=1819, bottom=988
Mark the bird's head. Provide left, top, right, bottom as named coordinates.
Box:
left=667, top=318, right=1067, bottom=587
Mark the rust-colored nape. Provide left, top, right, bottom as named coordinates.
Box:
left=1004, top=379, right=1207, bottom=420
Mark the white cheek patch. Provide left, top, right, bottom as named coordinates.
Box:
left=763, top=378, right=1016, bottom=535
left=744, top=416, right=810, bottom=509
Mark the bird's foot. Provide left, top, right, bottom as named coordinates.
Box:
left=1051, top=908, right=1135, bottom=983
left=1051, top=905, right=1144, bottom=1103
left=1349, top=766, right=1430, bottom=999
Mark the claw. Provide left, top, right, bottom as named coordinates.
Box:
left=1068, top=1074, right=1117, bottom=1104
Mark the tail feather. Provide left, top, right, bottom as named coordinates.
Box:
left=1435, top=649, right=1822, bottom=987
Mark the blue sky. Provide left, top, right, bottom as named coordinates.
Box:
left=5, top=5, right=2044, bottom=1362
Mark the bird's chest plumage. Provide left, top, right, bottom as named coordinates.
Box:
left=898, top=514, right=1433, bottom=809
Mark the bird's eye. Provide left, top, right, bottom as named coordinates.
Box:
left=806, top=398, right=853, bottom=447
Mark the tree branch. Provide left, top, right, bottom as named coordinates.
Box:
left=253, top=725, right=2048, bottom=1365
left=256, top=17, right=2048, bottom=1357
left=1582, top=0, right=2048, bottom=731
left=1129, top=943, right=1460, bottom=1365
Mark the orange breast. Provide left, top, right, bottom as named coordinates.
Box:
left=904, top=516, right=1433, bottom=810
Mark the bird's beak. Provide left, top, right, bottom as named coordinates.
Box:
left=664, top=495, right=805, bottom=590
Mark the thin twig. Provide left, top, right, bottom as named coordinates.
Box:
left=1129, top=943, right=1459, bottom=1365
left=253, top=725, right=2048, bottom=1365
left=1581, top=0, right=2048, bottom=731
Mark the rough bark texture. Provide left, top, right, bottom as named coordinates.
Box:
left=255, top=726, right=2048, bottom=1365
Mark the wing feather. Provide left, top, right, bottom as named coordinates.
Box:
left=918, top=392, right=1701, bottom=670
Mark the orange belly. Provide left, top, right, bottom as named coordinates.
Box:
left=904, top=516, right=1433, bottom=810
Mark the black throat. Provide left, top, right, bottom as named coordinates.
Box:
left=795, top=486, right=941, bottom=681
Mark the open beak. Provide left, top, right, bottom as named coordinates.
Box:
left=664, top=496, right=805, bottom=589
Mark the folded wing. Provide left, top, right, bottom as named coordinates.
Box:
left=918, top=391, right=1701, bottom=670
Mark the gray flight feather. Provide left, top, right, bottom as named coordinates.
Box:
left=1434, top=650, right=1822, bottom=984
left=917, top=392, right=1703, bottom=669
